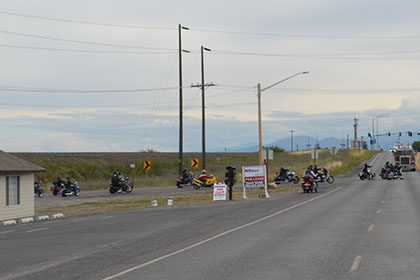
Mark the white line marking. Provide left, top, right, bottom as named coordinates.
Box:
left=101, top=186, right=343, bottom=280
left=376, top=209, right=381, bottom=214
left=0, top=230, right=15, bottom=235
left=368, top=224, right=375, bottom=232
left=369, top=153, right=381, bottom=165
left=102, top=216, right=115, bottom=219
left=350, top=255, right=362, bottom=271
left=26, top=227, right=48, bottom=233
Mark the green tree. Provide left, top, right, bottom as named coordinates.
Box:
left=412, top=141, right=420, bottom=152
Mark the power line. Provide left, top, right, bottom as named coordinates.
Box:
left=0, top=10, right=175, bottom=30
left=0, top=43, right=176, bottom=54
left=0, top=29, right=176, bottom=51
left=0, top=85, right=179, bottom=93
left=191, top=27, right=420, bottom=39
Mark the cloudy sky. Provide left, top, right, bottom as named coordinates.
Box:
left=1, top=0, right=420, bottom=152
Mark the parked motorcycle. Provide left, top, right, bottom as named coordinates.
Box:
left=192, top=175, right=217, bottom=190
left=301, top=174, right=317, bottom=193
left=273, top=171, right=300, bottom=185
left=316, top=168, right=334, bottom=184
left=61, top=181, right=81, bottom=197
left=358, top=169, right=376, bottom=180
left=109, top=176, right=133, bottom=194
left=34, top=181, right=44, bottom=198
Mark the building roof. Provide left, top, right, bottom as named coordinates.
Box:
left=0, top=150, right=45, bottom=172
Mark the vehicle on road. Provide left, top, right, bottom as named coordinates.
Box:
left=380, top=165, right=404, bottom=180
left=316, top=167, right=334, bottom=184
left=192, top=175, right=216, bottom=190
left=358, top=168, right=376, bottom=180
left=273, top=171, right=300, bottom=185
left=61, top=181, right=81, bottom=197
left=393, top=147, right=416, bottom=171
left=301, top=174, right=317, bottom=193
left=109, top=175, right=133, bottom=194
left=176, top=170, right=194, bottom=188
left=51, top=181, right=64, bottom=196
left=34, top=181, right=44, bottom=198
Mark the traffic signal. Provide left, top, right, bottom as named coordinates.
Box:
left=418, top=133, right=420, bottom=137
left=388, top=132, right=391, bottom=136
left=399, top=132, right=402, bottom=137
left=368, top=132, right=372, bottom=137
left=408, top=131, right=413, bottom=137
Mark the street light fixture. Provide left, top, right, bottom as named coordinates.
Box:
left=258, top=71, right=309, bottom=165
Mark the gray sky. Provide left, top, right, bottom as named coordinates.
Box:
left=1, top=0, right=420, bottom=152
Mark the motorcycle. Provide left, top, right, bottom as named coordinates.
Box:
left=358, top=169, right=376, bottom=180
left=51, top=181, right=65, bottom=196
left=192, top=175, right=217, bottom=190
left=34, top=181, right=44, bottom=198
left=316, top=168, right=334, bottom=184
left=380, top=166, right=403, bottom=180
left=273, top=171, right=300, bottom=185
left=301, top=174, right=317, bottom=193
left=109, top=176, right=133, bottom=194
left=61, top=181, right=81, bottom=197
left=176, top=172, right=194, bottom=188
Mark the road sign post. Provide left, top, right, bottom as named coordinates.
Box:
left=130, top=163, right=135, bottom=188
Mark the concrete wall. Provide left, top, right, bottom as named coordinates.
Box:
left=0, top=172, right=34, bottom=221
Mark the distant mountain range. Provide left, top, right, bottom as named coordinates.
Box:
left=222, top=135, right=417, bottom=153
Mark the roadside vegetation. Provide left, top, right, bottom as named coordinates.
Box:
left=15, top=149, right=377, bottom=190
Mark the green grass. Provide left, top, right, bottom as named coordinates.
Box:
left=21, top=149, right=377, bottom=191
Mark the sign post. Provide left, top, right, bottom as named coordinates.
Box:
left=312, top=149, right=319, bottom=166
left=242, top=165, right=269, bottom=199
left=130, top=163, right=135, bottom=188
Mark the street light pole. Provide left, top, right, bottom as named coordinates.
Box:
left=258, top=71, right=309, bottom=165
left=178, top=24, right=189, bottom=176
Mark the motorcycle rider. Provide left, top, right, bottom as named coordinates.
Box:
left=182, top=169, right=193, bottom=184
left=53, top=176, right=64, bottom=190
left=363, top=163, right=372, bottom=178
left=278, top=166, right=289, bottom=181
left=111, top=172, right=120, bottom=188
left=65, top=176, right=73, bottom=192
left=198, top=170, right=209, bottom=184
left=304, top=166, right=318, bottom=191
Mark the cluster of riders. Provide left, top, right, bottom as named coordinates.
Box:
left=53, top=176, right=75, bottom=192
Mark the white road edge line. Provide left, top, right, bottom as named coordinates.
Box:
left=350, top=255, right=362, bottom=271
left=368, top=224, right=375, bottom=232
left=26, top=227, right=48, bottom=233
left=101, top=186, right=344, bottom=280
left=0, top=230, right=15, bottom=235
left=369, top=153, right=381, bottom=166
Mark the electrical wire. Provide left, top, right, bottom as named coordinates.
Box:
left=0, top=10, right=175, bottom=30
left=0, top=85, right=179, bottom=93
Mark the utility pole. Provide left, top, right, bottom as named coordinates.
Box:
left=191, top=46, right=214, bottom=170
left=289, top=130, right=295, bottom=152
left=178, top=24, right=189, bottom=176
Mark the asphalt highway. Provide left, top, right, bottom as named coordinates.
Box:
left=2, top=152, right=420, bottom=280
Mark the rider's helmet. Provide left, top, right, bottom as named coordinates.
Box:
left=201, top=169, right=207, bottom=174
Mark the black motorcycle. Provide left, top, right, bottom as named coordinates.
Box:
left=176, top=172, right=194, bottom=188
left=61, top=181, right=81, bottom=197
left=51, top=181, right=65, bottom=196
left=34, top=181, right=44, bottom=198
left=109, top=176, right=133, bottom=194
left=316, top=168, right=334, bottom=184
left=358, top=169, right=376, bottom=180
left=301, top=174, right=317, bottom=193
left=273, top=171, right=300, bottom=185
left=380, top=166, right=403, bottom=180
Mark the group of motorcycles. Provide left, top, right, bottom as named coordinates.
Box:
left=109, top=173, right=133, bottom=194
left=34, top=180, right=81, bottom=198
left=300, top=167, right=335, bottom=193
left=176, top=171, right=217, bottom=190
left=358, top=162, right=404, bottom=181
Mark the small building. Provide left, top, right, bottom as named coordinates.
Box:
left=0, top=150, right=45, bottom=221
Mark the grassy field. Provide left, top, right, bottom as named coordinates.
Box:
left=14, top=149, right=377, bottom=191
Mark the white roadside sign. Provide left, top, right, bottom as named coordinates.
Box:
left=213, top=184, right=227, bottom=201
left=242, top=165, right=269, bottom=199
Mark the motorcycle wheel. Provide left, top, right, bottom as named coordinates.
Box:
left=192, top=182, right=201, bottom=190
left=125, top=183, right=133, bottom=193
left=53, top=190, right=58, bottom=196
left=176, top=182, right=183, bottom=188
left=360, top=176, right=365, bottom=181
left=327, top=176, right=334, bottom=184
left=37, top=189, right=44, bottom=198
left=293, top=176, right=300, bottom=184
left=61, top=192, right=67, bottom=197
left=109, top=187, right=117, bottom=194
left=74, top=189, right=80, bottom=197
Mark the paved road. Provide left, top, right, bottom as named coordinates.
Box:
left=2, top=152, right=420, bottom=279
